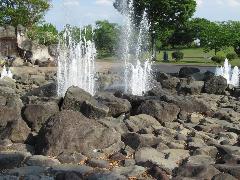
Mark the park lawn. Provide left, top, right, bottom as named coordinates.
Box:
left=156, top=48, right=240, bottom=66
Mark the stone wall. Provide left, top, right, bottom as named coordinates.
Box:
left=0, top=26, right=17, bottom=56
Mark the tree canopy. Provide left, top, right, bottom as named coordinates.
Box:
left=0, top=0, right=50, bottom=28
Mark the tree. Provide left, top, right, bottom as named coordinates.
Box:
left=227, top=21, right=240, bottom=57
left=197, top=22, right=232, bottom=55
left=27, top=23, right=58, bottom=46
left=0, top=0, right=50, bottom=28
left=94, top=20, right=120, bottom=57
left=114, top=0, right=196, bottom=57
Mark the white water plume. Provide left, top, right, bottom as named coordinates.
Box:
left=57, top=26, right=96, bottom=97
left=215, top=59, right=239, bottom=87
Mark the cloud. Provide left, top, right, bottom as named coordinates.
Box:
left=215, top=0, right=240, bottom=7
left=196, top=0, right=203, bottom=7
left=63, top=0, right=80, bottom=6
left=228, top=0, right=240, bottom=7
left=95, top=0, right=113, bottom=5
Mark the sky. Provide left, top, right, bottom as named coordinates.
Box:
left=45, top=0, right=240, bottom=30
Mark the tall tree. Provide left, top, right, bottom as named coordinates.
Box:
left=114, top=0, right=196, bottom=57
left=0, top=0, right=50, bottom=28
left=94, top=20, right=120, bottom=57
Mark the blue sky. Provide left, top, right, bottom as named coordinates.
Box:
left=45, top=0, right=240, bottom=30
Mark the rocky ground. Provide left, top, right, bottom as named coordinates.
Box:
left=0, top=66, right=240, bottom=180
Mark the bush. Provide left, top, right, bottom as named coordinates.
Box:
left=172, top=51, right=184, bottom=61
left=226, top=53, right=238, bottom=60
left=211, top=56, right=225, bottom=64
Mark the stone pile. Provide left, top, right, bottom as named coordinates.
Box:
left=0, top=67, right=240, bottom=179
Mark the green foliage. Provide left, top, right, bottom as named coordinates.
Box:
left=172, top=51, right=184, bottom=61
left=27, top=23, right=58, bottom=46
left=94, top=20, right=120, bottom=58
left=211, top=55, right=225, bottom=64
left=0, top=0, right=50, bottom=28
left=226, top=53, right=238, bottom=61
left=114, top=0, right=196, bottom=52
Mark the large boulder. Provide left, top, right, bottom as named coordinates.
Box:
left=95, top=92, right=131, bottom=117
left=0, top=116, right=31, bottom=143
left=62, top=86, right=109, bottom=119
left=23, top=102, right=59, bottom=132
left=178, top=80, right=204, bottom=95
left=137, top=100, right=180, bottom=123
left=36, top=110, right=123, bottom=157
left=204, top=76, right=228, bottom=95
left=125, top=114, right=162, bottom=133
left=179, top=67, right=200, bottom=78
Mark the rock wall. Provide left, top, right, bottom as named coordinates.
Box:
left=0, top=26, right=17, bottom=56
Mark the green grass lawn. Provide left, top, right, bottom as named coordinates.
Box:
left=97, top=48, right=240, bottom=67
left=156, top=48, right=240, bottom=66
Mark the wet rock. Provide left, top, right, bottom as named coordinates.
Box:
left=95, top=92, right=131, bottom=117
left=62, top=86, right=109, bottom=119
left=25, top=155, right=61, bottom=167
left=36, top=110, right=123, bottom=158
left=124, top=159, right=136, bottom=166
left=0, top=151, right=31, bottom=169
left=26, top=83, right=57, bottom=97
left=204, top=76, right=228, bottom=95
left=30, top=74, right=46, bottom=86
left=161, top=77, right=180, bottom=91
left=179, top=67, right=200, bottom=78
left=137, top=100, right=180, bottom=123
left=23, top=102, right=59, bottom=132
left=0, top=143, right=34, bottom=154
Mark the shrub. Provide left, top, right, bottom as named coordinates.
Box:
left=211, top=56, right=225, bottom=64
left=226, top=53, right=238, bottom=61
left=172, top=51, right=184, bottom=61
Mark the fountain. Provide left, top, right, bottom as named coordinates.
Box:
left=57, top=26, right=96, bottom=97
left=1, top=66, right=13, bottom=79
left=215, top=59, right=239, bottom=87
left=120, top=0, right=152, bottom=96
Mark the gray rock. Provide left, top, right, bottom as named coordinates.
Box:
left=30, top=75, right=46, bottom=86
left=0, top=151, right=31, bottom=169
left=135, top=147, right=189, bottom=174
left=178, top=81, right=204, bottom=95
left=86, top=172, right=127, bottom=180
left=57, top=152, right=87, bottom=164
left=125, top=114, right=162, bottom=133
left=193, top=146, right=218, bottom=158
left=179, top=67, right=200, bottom=78
left=112, top=165, right=146, bottom=177
left=48, top=164, right=93, bottom=177
left=0, top=143, right=34, bottom=154
left=0, top=175, right=18, bottom=180
left=87, top=159, right=110, bottom=169
left=214, top=164, right=240, bottom=179
left=137, top=100, right=180, bottom=123
left=176, top=164, right=220, bottom=179
left=122, top=133, right=162, bottom=150
left=95, top=92, right=131, bottom=117
left=23, top=102, right=59, bottom=132
left=124, top=159, right=136, bottom=167
left=36, top=110, right=123, bottom=158
left=212, top=173, right=237, bottom=180
left=62, top=86, right=109, bottom=119
left=8, top=166, right=46, bottom=177
left=187, top=155, right=215, bottom=165
left=25, top=155, right=61, bottom=167
left=1, top=118, right=31, bottom=143
left=204, top=76, right=228, bottom=95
